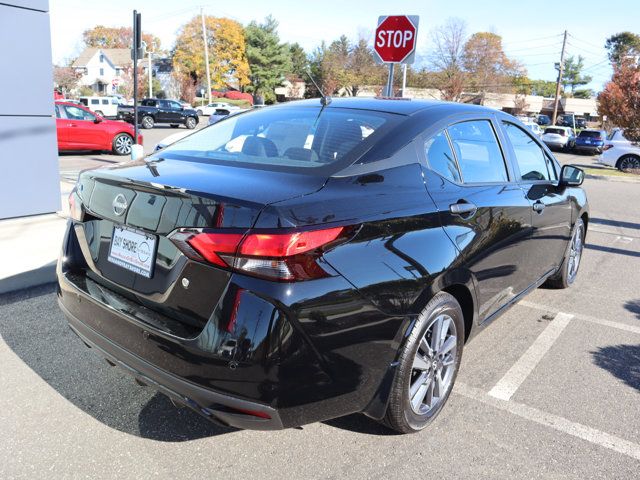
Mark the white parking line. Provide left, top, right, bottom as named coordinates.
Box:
left=519, top=300, right=640, bottom=335
left=456, top=382, right=640, bottom=462
left=488, top=312, right=573, bottom=401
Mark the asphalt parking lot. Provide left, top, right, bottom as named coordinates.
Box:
left=2, top=133, right=640, bottom=478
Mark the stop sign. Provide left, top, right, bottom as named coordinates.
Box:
left=374, top=15, right=419, bottom=64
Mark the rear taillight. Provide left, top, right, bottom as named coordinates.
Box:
left=68, top=190, right=83, bottom=221
left=170, top=226, right=347, bottom=281
left=603, top=144, right=614, bottom=151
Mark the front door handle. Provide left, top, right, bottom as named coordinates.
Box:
left=449, top=201, right=478, bottom=217
left=533, top=201, right=545, bottom=213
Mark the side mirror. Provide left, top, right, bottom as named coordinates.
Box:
left=559, top=165, right=584, bottom=187
left=93, top=116, right=103, bottom=124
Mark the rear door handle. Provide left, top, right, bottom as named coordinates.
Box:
left=533, top=201, right=545, bottom=213
left=449, top=201, right=477, bottom=217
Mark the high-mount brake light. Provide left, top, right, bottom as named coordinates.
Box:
left=170, top=227, right=346, bottom=281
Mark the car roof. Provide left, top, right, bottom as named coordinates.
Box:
left=270, top=97, right=501, bottom=116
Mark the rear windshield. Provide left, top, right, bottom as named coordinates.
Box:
left=154, top=106, right=400, bottom=173
left=545, top=128, right=566, bottom=136
left=578, top=130, right=603, bottom=139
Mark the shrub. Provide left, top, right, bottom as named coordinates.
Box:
left=224, top=91, right=254, bottom=105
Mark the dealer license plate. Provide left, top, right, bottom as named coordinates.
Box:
left=107, top=225, right=157, bottom=278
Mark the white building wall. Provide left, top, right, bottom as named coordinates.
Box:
left=0, top=1, right=60, bottom=219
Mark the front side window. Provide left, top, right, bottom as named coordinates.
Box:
left=91, top=99, right=99, bottom=105
left=447, top=120, right=508, bottom=183
left=502, top=122, right=555, bottom=181
left=63, top=105, right=95, bottom=121
left=424, top=131, right=461, bottom=183
left=156, top=106, right=397, bottom=172
left=169, top=101, right=182, bottom=109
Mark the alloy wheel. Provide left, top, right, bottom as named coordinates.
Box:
left=620, top=156, right=640, bottom=171
left=114, top=135, right=132, bottom=154
left=142, top=117, right=153, bottom=129
left=567, top=223, right=584, bottom=283
left=409, top=314, right=457, bottom=415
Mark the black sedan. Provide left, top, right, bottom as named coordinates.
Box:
left=58, top=98, right=588, bottom=434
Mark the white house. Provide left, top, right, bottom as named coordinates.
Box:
left=72, top=48, right=140, bottom=94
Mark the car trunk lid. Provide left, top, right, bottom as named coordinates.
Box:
left=72, top=158, right=326, bottom=332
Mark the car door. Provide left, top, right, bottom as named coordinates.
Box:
left=500, top=120, right=572, bottom=283
left=62, top=104, right=107, bottom=149
left=421, top=118, right=533, bottom=321
left=167, top=100, right=184, bottom=122
left=55, top=104, right=68, bottom=149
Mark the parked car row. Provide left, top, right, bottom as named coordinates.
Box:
left=541, top=127, right=608, bottom=155
left=535, top=114, right=587, bottom=129
left=117, top=98, right=200, bottom=129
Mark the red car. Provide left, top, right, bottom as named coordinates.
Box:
left=55, top=101, right=143, bottom=155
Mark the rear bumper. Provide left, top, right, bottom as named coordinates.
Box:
left=59, top=295, right=283, bottom=430
left=574, top=144, right=602, bottom=154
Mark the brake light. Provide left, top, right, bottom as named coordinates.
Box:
left=170, top=226, right=347, bottom=281
left=68, top=190, right=83, bottom=221
left=603, top=144, right=614, bottom=151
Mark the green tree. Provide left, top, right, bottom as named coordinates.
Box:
left=562, top=55, right=592, bottom=93
left=573, top=88, right=594, bottom=99
left=528, top=79, right=557, bottom=97
left=245, top=15, right=292, bottom=103
left=605, top=32, right=640, bottom=65
left=288, top=42, right=308, bottom=78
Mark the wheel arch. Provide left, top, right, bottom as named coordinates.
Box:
left=615, top=153, right=640, bottom=169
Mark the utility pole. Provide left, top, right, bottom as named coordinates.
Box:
left=552, top=30, right=568, bottom=126
left=201, top=7, right=212, bottom=104
left=147, top=42, right=155, bottom=98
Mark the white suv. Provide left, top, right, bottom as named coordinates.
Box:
left=541, top=126, right=575, bottom=151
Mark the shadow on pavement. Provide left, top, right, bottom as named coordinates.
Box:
left=322, top=413, right=398, bottom=436
left=585, top=243, right=640, bottom=258
left=591, top=344, right=640, bottom=392
left=624, top=300, right=640, bottom=320
left=591, top=217, right=640, bottom=231
left=0, top=284, right=235, bottom=441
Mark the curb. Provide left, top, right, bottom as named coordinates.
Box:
left=0, top=261, right=57, bottom=295
left=585, top=173, right=640, bottom=183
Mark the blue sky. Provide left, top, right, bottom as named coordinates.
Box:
left=50, top=0, right=640, bottom=91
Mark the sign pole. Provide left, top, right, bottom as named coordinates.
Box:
left=386, top=63, right=395, bottom=97
left=401, top=64, right=407, bottom=98
left=132, top=10, right=140, bottom=147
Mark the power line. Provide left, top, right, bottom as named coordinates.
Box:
left=500, top=33, right=564, bottom=46
left=567, top=33, right=606, bottom=51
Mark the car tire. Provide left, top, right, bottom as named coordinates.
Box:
left=196, top=109, right=203, bottom=116
left=185, top=117, right=197, bottom=129
left=141, top=115, right=154, bottom=129
left=170, top=124, right=180, bottom=128
left=112, top=133, right=133, bottom=156
left=545, top=218, right=585, bottom=289
left=382, top=292, right=464, bottom=434
left=616, top=155, right=640, bottom=172
left=95, top=110, right=104, bottom=117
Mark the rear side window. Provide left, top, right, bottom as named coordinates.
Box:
left=141, top=99, right=157, bottom=107
left=447, top=120, right=508, bottom=183
left=157, top=106, right=397, bottom=172
left=578, top=130, right=603, bottom=139
left=425, top=131, right=461, bottom=183
left=91, top=99, right=99, bottom=105
left=502, top=122, right=555, bottom=181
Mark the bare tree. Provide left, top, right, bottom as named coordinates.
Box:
left=430, top=18, right=467, bottom=101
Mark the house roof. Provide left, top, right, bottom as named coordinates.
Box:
left=72, top=48, right=133, bottom=68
